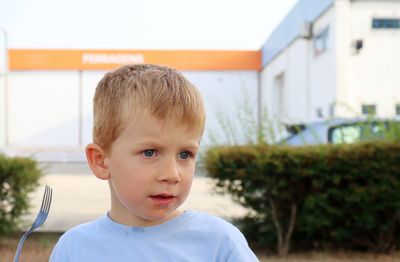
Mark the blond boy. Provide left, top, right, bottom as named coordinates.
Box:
left=50, top=64, right=259, bottom=261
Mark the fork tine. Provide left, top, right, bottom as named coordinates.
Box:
left=47, top=187, right=52, bottom=211
left=39, top=186, right=51, bottom=220
left=43, top=186, right=51, bottom=213
left=39, top=186, right=49, bottom=212
left=34, top=186, right=52, bottom=227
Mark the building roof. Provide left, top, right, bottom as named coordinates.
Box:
left=260, top=0, right=334, bottom=67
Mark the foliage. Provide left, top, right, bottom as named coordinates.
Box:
left=204, top=142, right=400, bottom=255
left=207, top=89, right=288, bottom=146
left=0, top=154, right=42, bottom=236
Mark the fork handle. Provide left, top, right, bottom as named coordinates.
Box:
left=13, top=231, right=30, bottom=262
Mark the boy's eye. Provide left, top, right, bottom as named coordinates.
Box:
left=143, top=150, right=156, bottom=157
left=179, top=151, right=192, bottom=160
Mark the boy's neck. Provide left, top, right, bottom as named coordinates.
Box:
left=108, top=208, right=182, bottom=227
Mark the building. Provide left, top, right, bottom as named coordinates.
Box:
left=0, top=50, right=260, bottom=161
left=260, top=0, right=400, bottom=124
left=1, top=0, right=400, bottom=161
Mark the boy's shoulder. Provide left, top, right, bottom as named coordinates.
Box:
left=185, top=210, right=259, bottom=261
left=189, top=210, right=235, bottom=227
left=185, top=210, right=245, bottom=238
left=57, top=216, right=103, bottom=242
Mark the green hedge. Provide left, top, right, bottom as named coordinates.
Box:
left=0, top=154, right=42, bottom=236
left=204, top=142, right=400, bottom=255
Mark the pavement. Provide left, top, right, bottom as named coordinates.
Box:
left=22, top=163, right=248, bottom=232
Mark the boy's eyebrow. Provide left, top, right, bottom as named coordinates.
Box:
left=137, top=141, right=199, bottom=150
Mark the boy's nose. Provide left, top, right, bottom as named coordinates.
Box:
left=157, top=159, right=181, bottom=184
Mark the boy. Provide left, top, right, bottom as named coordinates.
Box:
left=49, top=64, right=259, bottom=261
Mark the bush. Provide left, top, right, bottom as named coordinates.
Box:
left=204, top=142, right=400, bottom=255
left=0, top=154, right=42, bottom=236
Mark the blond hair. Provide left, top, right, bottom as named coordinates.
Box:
left=92, top=64, right=205, bottom=153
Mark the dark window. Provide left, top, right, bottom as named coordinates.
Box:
left=396, top=104, right=400, bottom=116
left=372, top=18, right=400, bottom=29
left=362, top=104, right=376, bottom=115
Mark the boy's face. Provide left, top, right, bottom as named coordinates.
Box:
left=104, top=114, right=202, bottom=226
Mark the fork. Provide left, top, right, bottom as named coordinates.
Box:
left=13, top=185, right=53, bottom=262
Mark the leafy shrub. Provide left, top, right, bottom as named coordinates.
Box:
left=0, top=154, right=42, bottom=235
left=204, top=142, right=400, bottom=255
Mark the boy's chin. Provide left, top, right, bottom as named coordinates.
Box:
left=143, top=209, right=182, bottom=225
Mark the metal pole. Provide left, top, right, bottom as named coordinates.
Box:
left=305, top=38, right=311, bottom=120
left=78, top=70, right=83, bottom=146
left=0, top=25, right=9, bottom=146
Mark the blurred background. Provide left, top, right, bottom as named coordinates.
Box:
left=1, top=0, right=400, bottom=261
left=0, top=0, right=399, bottom=160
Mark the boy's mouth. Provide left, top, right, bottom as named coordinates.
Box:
left=149, top=194, right=176, bottom=206
left=150, top=194, right=175, bottom=199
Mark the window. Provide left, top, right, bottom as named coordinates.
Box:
left=396, top=104, right=400, bottom=116
left=331, top=125, right=361, bottom=144
left=362, top=104, right=376, bottom=115
left=329, top=121, right=395, bottom=144
left=372, top=18, right=400, bottom=29
left=313, top=26, right=330, bottom=56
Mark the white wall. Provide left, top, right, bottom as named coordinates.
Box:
left=261, top=48, right=287, bottom=122
left=260, top=6, right=336, bottom=124
left=261, top=41, right=309, bottom=124
left=8, top=71, right=80, bottom=147
left=81, top=71, right=107, bottom=146
left=309, top=7, right=337, bottom=120
left=184, top=71, right=259, bottom=147
left=334, top=0, right=353, bottom=117
left=286, top=40, right=309, bottom=122
left=261, top=0, right=400, bottom=122
left=0, top=31, right=7, bottom=148
left=347, top=0, right=400, bottom=116
left=3, top=70, right=258, bottom=161
left=0, top=75, right=5, bottom=147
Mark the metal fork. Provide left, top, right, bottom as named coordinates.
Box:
left=13, top=185, right=53, bottom=262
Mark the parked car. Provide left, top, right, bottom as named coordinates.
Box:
left=280, top=118, right=400, bottom=146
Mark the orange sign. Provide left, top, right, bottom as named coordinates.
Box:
left=9, top=49, right=261, bottom=71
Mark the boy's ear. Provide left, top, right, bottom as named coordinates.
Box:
left=85, top=143, right=110, bottom=180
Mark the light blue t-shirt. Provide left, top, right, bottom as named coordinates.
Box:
left=49, top=210, right=259, bottom=261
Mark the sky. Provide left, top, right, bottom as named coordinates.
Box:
left=0, top=0, right=298, bottom=50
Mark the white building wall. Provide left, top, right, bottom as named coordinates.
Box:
left=261, top=39, right=311, bottom=124
left=184, top=71, right=258, bottom=147
left=261, top=6, right=336, bottom=123
left=334, top=0, right=353, bottom=117
left=0, top=31, right=7, bottom=148
left=260, top=47, right=293, bottom=122
left=0, top=75, right=5, bottom=147
left=309, top=7, right=337, bottom=120
left=81, top=71, right=107, bottom=146
left=347, top=0, right=400, bottom=117
left=261, top=0, right=400, bottom=122
left=8, top=71, right=80, bottom=147
left=285, top=40, right=308, bottom=122
left=3, top=70, right=258, bottom=161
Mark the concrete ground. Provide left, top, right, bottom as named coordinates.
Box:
left=22, top=163, right=248, bottom=232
